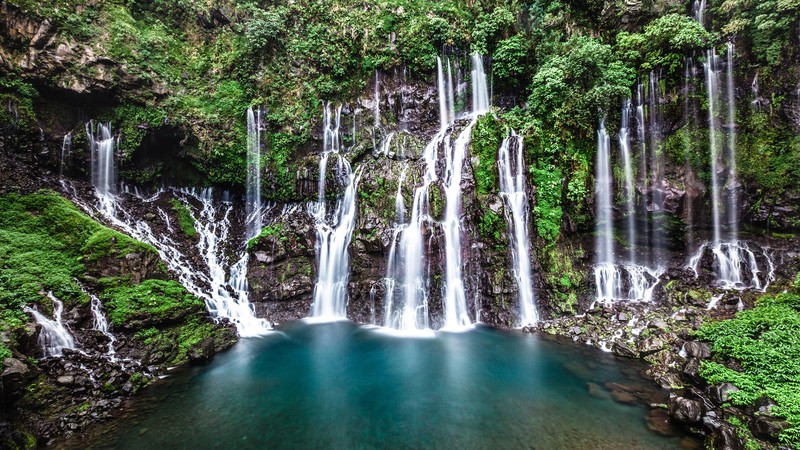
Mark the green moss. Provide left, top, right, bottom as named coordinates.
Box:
left=170, top=199, right=197, bottom=238
left=99, top=278, right=204, bottom=328
left=247, top=223, right=285, bottom=250
left=0, top=191, right=190, bottom=357
left=478, top=210, right=506, bottom=250
left=81, top=228, right=156, bottom=262
left=696, top=290, right=800, bottom=446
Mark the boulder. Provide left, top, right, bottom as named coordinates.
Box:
left=683, top=341, right=711, bottom=359
left=669, top=396, right=703, bottom=423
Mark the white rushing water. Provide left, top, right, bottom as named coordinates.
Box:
left=87, top=121, right=117, bottom=215
left=88, top=290, right=117, bottom=358
left=246, top=107, right=264, bottom=239
left=82, top=119, right=270, bottom=336
left=24, top=292, right=77, bottom=358
left=690, top=44, right=767, bottom=289
left=310, top=103, right=362, bottom=320
left=619, top=100, right=636, bottom=264
left=594, top=118, right=662, bottom=304
left=60, top=132, right=71, bottom=177
left=440, top=54, right=491, bottom=329
left=498, top=132, right=538, bottom=326
left=595, top=120, right=614, bottom=269
left=383, top=54, right=490, bottom=331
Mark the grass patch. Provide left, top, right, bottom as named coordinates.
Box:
left=170, top=199, right=197, bottom=238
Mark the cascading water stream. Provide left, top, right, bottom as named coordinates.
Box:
left=246, top=107, right=264, bottom=239
left=497, top=132, right=538, bottom=326
left=384, top=54, right=488, bottom=331
left=88, top=290, right=117, bottom=358
left=440, top=53, right=491, bottom=329
left=594, top=120, right=618, bottom=301
left=725, top=42, right=739, bottom=235
left=310, top=103, right=362, bottom=320
left=60, top=132, right=71, bottom=177
left=23, top=292, right=77, bottom=358
left=619, top=100, right=636, bottom=264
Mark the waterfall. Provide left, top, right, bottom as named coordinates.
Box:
left=310, top=103, right=362, bottom=320
left=471, top=53, right=490, bottom=114
left=77, top=182, right=270, bottom=336
left=246, top=107, right=263, bottom=239
left=498, top=132, right=538, bottom=326
left=440, top=54, right=490, bottom=329
left=693, top=0, right=706, bottom=26
left=635, top=82, right=651, bottom=263
left=594, top=120, right=619, bottom=302
left=24, top=292, right=77, bottom=358
left=60, top=132, right=71, bottom=177
left=189, top=189, right=271, bottom=335
left=436, top=57, right=455, bottom=129
left=688, top=45, right=770, bottom=290
left=725, top=43, right=739, bottom=235
left=595, top=120, right=614, bottom=268
left=384, top=54, right=486, bottom=331
left=395, top=164, right=408, bottom=224
left=441, top=120, right=474, bottom=329
left=619, top=100, right=636, bottom=264
left=594, top=118, right=662, bottom=304
left=87, top=121, right=117, bottom=215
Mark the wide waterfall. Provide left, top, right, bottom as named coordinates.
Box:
left=246, top=107, right=264, bottom=239
left=382, top=54, right=490, bottom=331
left=594, top=119, right=663, bottom=304
left=23, top=292, right=77, bottom=358
left=688, top=44, right=771, bottom=290
left=498, top=132, right=538, bottom=326
left=310, top=103, right=362, bottom=319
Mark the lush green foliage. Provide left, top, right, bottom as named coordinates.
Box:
left=616, top=14, right=714, bottom=75
left=697, top=291, right=800, bottom=445
left=527, top=36, right=636, bottom=135
left=530, top=164, right=563, bottom=244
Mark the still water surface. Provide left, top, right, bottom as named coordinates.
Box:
left=67, top=321, right=693, bottom=449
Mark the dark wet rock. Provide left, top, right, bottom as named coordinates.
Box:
left=1, top=358, right=37, bottom=400
left=639, top=336, right=666, bottom=355
left=682, top=357, right=701, bottom=383
left=612, top=341, right=639, bottom=358
left=669, top=396, right=704, bottom=423
left=752, top=414, right=790, bottom=442
left=718, top=424, right=745, bottom=450
left=683, top=341, right=711, bottom=359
